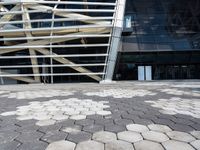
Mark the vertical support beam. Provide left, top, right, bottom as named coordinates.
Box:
left=21, top=5, right=41, bottom=82
left=103, top=0, right=126, bottom=82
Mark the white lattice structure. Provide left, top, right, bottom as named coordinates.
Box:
left=0, top=0, right=126, bottom=84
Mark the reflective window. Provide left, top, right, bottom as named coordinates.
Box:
left=122, top=0, right=200, bottom=51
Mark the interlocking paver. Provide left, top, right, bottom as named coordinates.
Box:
left=190, top=140, right=200, bottom=150
left=148, top=124, right=172, bottom=133
left=117, top=131, right=143, bottom=143
left=36, top=119, right=56, bottom=126
left=162, top=140, right=195, bottom=150
left=0, top=131, right=19, bottom=144
left=61, top=125, right=82, bottom=134
left=134, top=140, right=164, bottom=150
left=67, top=131, right=92, bottom=143
left=17, top=141, right=48, bottom=150
left=190, top=131, right=200, bottom=139
left=0, top=82, right=200, bottom=150
left=41, top=131, right=68, bottom=143
left=16, top=131, right=43, bottom=142
left=0, top=141, right=20, bottom=150
left=166, top=131, right=196, bottom=142
left=126, top=124, right=149, bottom=133
left=76, top=140, right=104, bottom=150
left=45, top=140, right=76, bottom=150
left=105, top=124, right=126, bottom=133
left=83, top=124, right=104, bottom=133
left=142, top=131, right=169, bottom=143
left=92, top=131, right=117, bottom=143
left=105, top=140, right=134, bottom=150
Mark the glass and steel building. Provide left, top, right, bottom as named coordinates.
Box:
left=0, top=0, right=199, bottom=84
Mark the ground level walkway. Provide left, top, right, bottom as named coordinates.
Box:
left=0, top=81, right=200, bottom=150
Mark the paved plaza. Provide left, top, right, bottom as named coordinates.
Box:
left=0, top=81, right=200, bottom=150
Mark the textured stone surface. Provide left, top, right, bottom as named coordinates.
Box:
left=45, top=140, right=76, bottom=150
left=117, top=131, right=143, bottom=143
left=134, top=140, right=164, bottom=150
left=166, top=131, right=196, bottom=142
left=92, top=131, right=117, bottom=143
left=190, top=131, right=200, bottom=139
left=0, top=82, right=200, bottom=150
left=190, top=140, right=200, bottom=150
left=148, top=124, right=172, bottom=133
left=142, top=131, right=169, bottom=142
left=126, top=124, right=149, bottom=133
left=105, top=140, right=134, bottom=150
left=162, top=140, right=195, bottom=150
left=76, top=141, right=104, bottom=150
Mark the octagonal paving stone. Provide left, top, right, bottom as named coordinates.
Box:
left=45, top=140, right=76, bottom=150
left=166, top=131, right=196, bottom=142
left=92, top=131, right=117, bottom=143
left=134, top=140, right=164, bottom=150
left=147, top=124, right=172, bottom=133
left=76, top=140, right=104, bottom=150
left=117, top=131, right=143, bottom=143
left=162, top=140, right=195, bottom=150
left=105, top=140, right=134, bottom=150
left=126, top=124, right=149, bottom=133
left=142, top=131, right=169, bottom=143
left=190, top=140, right=200, bottom=150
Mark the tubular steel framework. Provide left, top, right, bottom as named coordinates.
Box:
left=0, top=0, right=126, bottom=84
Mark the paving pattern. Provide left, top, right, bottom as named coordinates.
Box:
left=0, top=81, right=200, bottom=150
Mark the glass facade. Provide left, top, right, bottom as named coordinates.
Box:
left=122, top=0, right=200, bottom=52
left=115, top=0, right=200, bottom=80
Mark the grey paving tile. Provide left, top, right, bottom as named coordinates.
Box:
left=134, top=140, right=164, bottom=150
left=0, top=131, right=20, bottom=144
left=16, top=131, right=44, bottom=143
left=162, top=140, right=195, bottom=150
left=105, top=124, right=126, bottom=133
left=41, top=131, right=68, bottom=143
left=75, top=119, right=94, bottom=126
left=83, top=124, right=104, bottom=133
left=105, top=140, right=134, bottom=150
left=17, top=141, right=48, bottom=150
left=67, top=131, right=92, bottom=143
left=142, top=131, right=169, bottom=143
left=0, top=141, right=21, bottom=150
left=114, top=118, right=133, bottom=126
left=117, top=131, right=143, bottom=143
left=45, top=140, right=76, bottom=150
left=76, top=140, right=104, bottom=150
left=92, top=131, right=117, bottom=143
left=166, top=131, right=196, bottom=142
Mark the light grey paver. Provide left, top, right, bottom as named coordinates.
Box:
left=62, top=125, right=81, bottom=134
left=126, top=124, right=149, bottom=133
left=166, top=131, right=196, bottom=142
left=117, top=131, right=143, bottom=143
left=92, top=131, right=117, bottom=143
left=148, top=124, right=172, bottom=133
left=96, top=111, right=112, bottom=116
left=70, top=115, right=86, bottom=120
left=190, top=140, right=200, bottom=150
left=76, top=140, right=104, bottom=150
left=142, top=131, right=169, bottom=143
left=134, top=140, right=164, bottom=150
left=36, top=119, right=56, bottom=126
left=162, top=140, right=195, bottom=150
left=45, top=140, right=76, bottom=150
left=190, top=131, right=200, bottom=139
left=105, top=140, right=135, bottom=150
